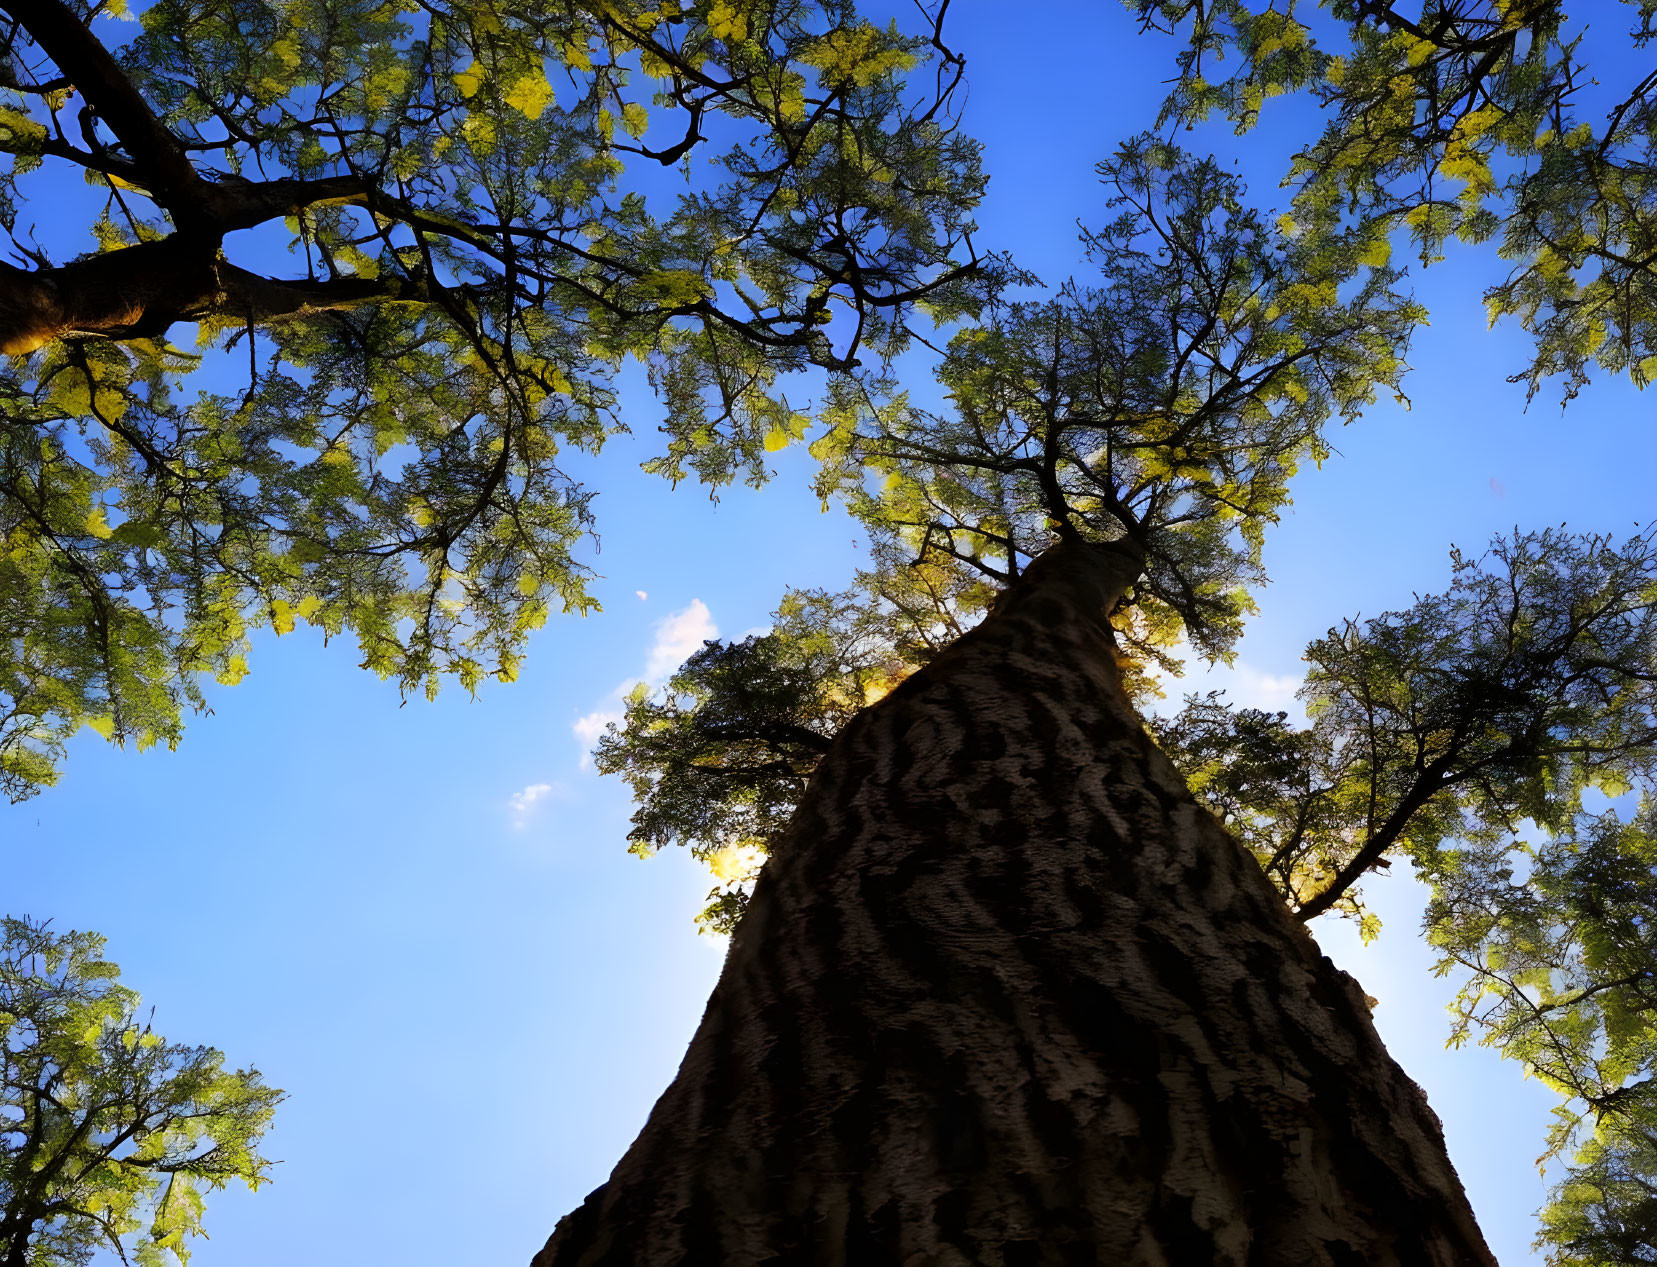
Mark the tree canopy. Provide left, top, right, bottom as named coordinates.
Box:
left=1133, top=0, right=1657, bottom=402
left=0, top=0, right=990, bottom=799
left=0, top=917, right=280, bottom=1267
left=815, top=137, right=1420, bottom=661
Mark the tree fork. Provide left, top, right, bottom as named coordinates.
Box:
left=535, top=538, right=1497, bottom=1266
left=0, top=0, right=397, bottom=354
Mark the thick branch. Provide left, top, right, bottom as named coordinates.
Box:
left=216, top=262, right=426, bottom=323
left=0, top=241, right=425, bottom=354
left=1294, top=759, right=1452, bottom=922
left=0, top=238, right=219, bottom=354
left=208, top=173, right=373, bottom=232
left=0, top=0, right=203, bottom=214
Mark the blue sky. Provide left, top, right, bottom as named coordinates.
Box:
left=5, top=3, right=1655, bottom=1264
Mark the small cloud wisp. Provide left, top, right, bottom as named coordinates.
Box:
left=571, top=599, right=718, bottom=769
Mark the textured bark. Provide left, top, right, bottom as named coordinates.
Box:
left=0, top=246, right=422, bottom=356
left=0, top=1, right=402, bottom=354
left=536, top=539, right=1496, bottom=1266
left=0, top=242, right=219, bottom=355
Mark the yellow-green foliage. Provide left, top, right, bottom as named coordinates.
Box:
left=0, top=919, right=281, bottom=1267
left=1132, top=0, right=1657, bottom=403
left=595, top=582, right=935, bottom=933
left=0, top=0, right=989, bottom=798
left=815, top=136, right=1419, bottom=668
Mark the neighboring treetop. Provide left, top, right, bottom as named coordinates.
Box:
left=1133, top=0, right=1657, bottom=401
left=0, top=917, right=280, bottom=1267
left=0, top=0, right=991, bottom=799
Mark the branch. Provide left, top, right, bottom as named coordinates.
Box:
left=208, top=173, right=374, bottom=233
left=217, top=262, right=426, bottom=323
left=691, top=720, right=835, bottom=756
left=0, top=239, right=427, bottom=354
left=1294, top=757, right=1453, bottom=921
left=0, top=237, right=219, bottom=354
left=30, top=134, right=146, bottom=186
left=0, top=0, right=204, bottom=215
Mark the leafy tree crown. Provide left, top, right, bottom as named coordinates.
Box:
left=0, top=0, right=991, bottom=798
left=0, top=917, right=280, bottom=1267
left=1132, top=0, right=1657, bottom=401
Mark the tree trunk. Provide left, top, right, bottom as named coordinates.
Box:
left=535, top=539, right=1496, bottom=1266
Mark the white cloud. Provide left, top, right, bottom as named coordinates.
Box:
left=573, top=708, right=622, bottom=748
left=635, top=589, right=648, bottom=601
left=1160, top=657, right=1305, bottom=721
left=645, top=599, right=717, bottom=682
left=571, top=599, right=718, bottom=770
left=571, top=708, right=624, bottom=770
left=1143, top=636, right=1306, bottom=723
left=508, top=780, right=566, bottom=827
left=511, top=782, right=552, bottom=813
left=1226, top=663, right=1305, bottom=711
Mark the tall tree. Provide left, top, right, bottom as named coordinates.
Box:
left=1132, top=0, right=1657, bottom=401
left=0, top=917, right=280, bottom=1267
left=536, top=140, right=1521, bottom=1262
left=0, top=0, right=989, bottom=799
left=597, top=298, right=1657, bottom=1261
